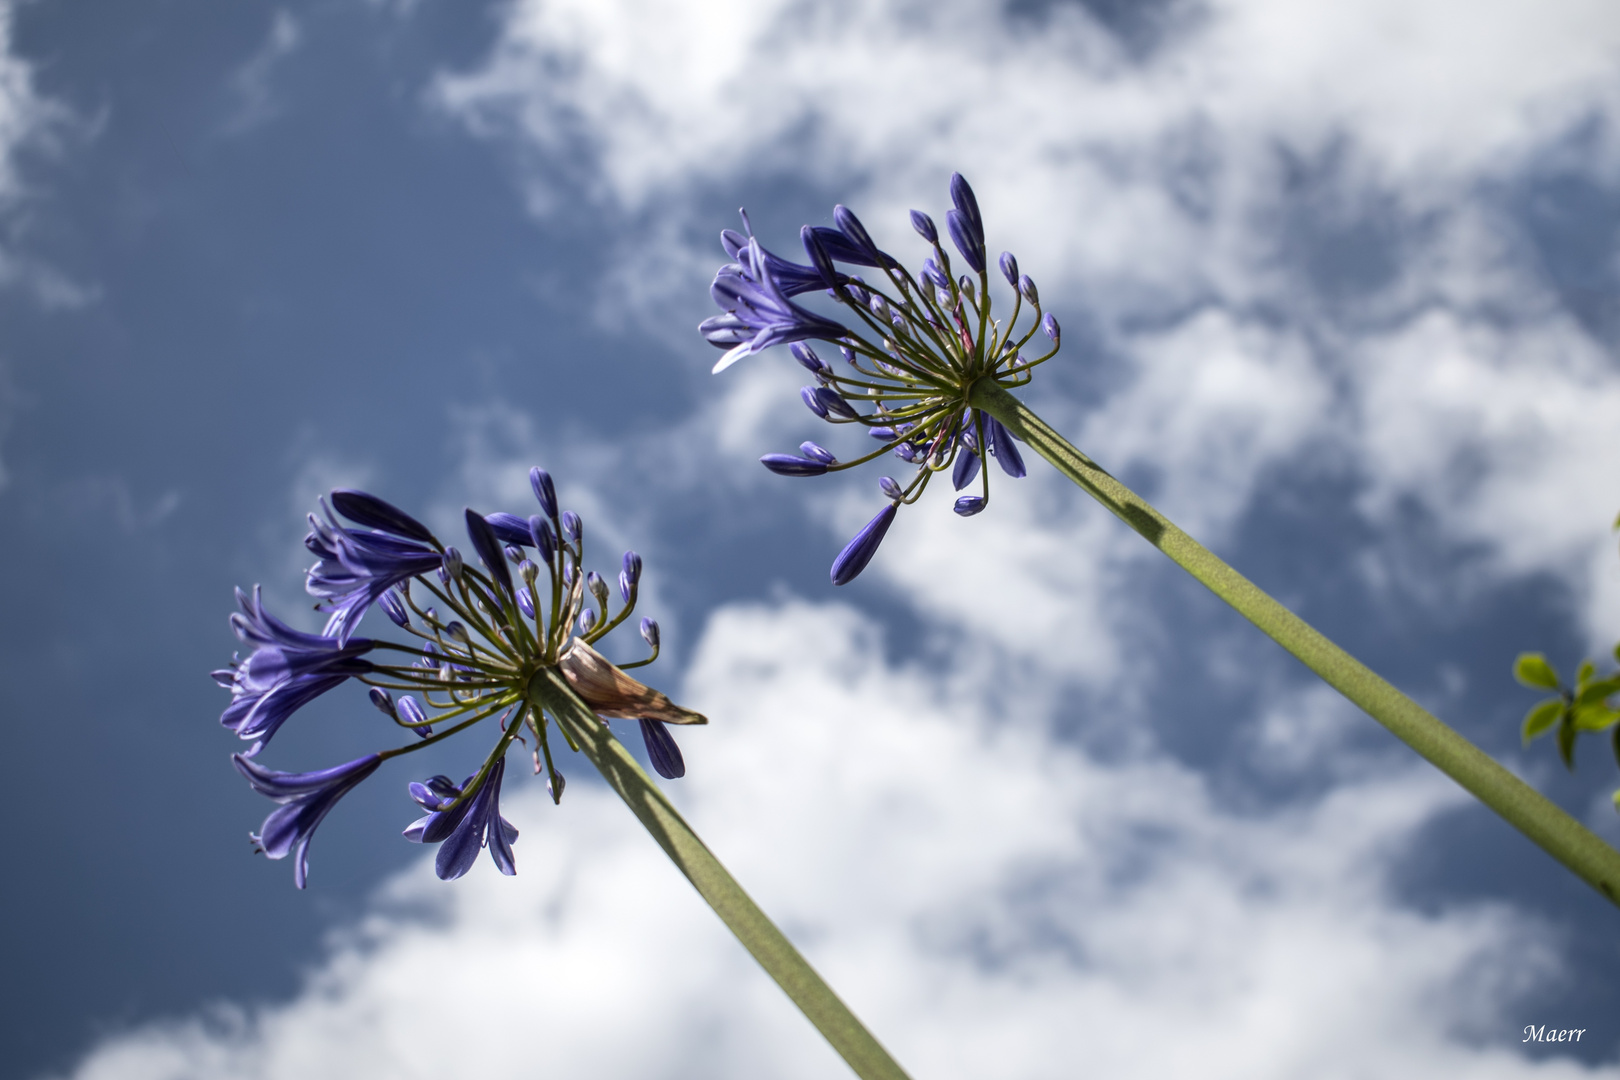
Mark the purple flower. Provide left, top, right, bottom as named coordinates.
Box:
left=219, top=464, right=701, bottom=891
left=640, top=718, right=685, bottom=779
left=404, top=758, right=518, bottom=880
left=214, top=587, right=375, bottom=755
left=700, top=236, right=850, bottom=373
left=831, top=503, right=897, bottom=586
left=698, top=174, right=1060, bottom=575
left=306, top=498, right=444, bottom=645
left=235, top=752, right=382, bottom=889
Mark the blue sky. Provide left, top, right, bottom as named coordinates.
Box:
left=6, top=2, right=1620, bottom=1078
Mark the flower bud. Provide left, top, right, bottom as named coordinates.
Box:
left=830, top=503, right=897, bottom=586
left=587, top=571, right=609, bottom=605
left=910, top=209, right=938, bottom=243
left=620, top=552, right=642, bottom=601
left=369, top=687, right=396, bottom=718
left=1019, top=274, right=1039, bottom=305
left=762, top=453, right=829, bottom=476
left=398, top=694, right=431, bottom=737
left=518, top=559, right=539, bottom=584
left=561, top=511, right=582, bottom=544
left=528, top=515, right=555, bottom=565
left=790, top=342, right=826, bottom=373
left=379, top=588, right=410, bottom=628
left=442, top=547, right=463, bottom=582
left=505, top=544, right=523, bottom=565
left=516, top=587, right=536, bottom=620
left=1042, top=312, right=1061, bottom=346
left=812, top=387, right=858, bottom=419
left=999, top=251, right=1019, bottom=287
left=800, top=385, right=828, bottom=419
left=868, top=426, right=896, bottom=441
left=445, top=621, right=470, bottom=644
left=799, top=441, right=837, bottom=464
left=879, top=476, right=904, bottom=500
left=529, top=467, right=558, bottom=519
left=954, top=495, right=986, bottom=517
left=640, top=617, right=660, bottom=651
left=578, top=609, right=597, bottom=634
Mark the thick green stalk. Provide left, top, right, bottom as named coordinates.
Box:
left=526, top=668, right=914, bottom=1080
left=970, top=379, right=1620, bottom=908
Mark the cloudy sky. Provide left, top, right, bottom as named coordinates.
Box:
left=6, top=1, right=1620, bottom=1077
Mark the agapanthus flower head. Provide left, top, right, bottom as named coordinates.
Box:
left=214, top=468, right=705, bottom=887
left=699, top=172, right=1061, bottom=584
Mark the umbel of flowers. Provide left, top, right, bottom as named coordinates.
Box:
left=700, top=173, right=1059, bottom=584
left=213, top=467, right=704, bottom=887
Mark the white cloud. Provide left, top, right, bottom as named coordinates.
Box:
left=46, top=599, right=1613, bottom=1080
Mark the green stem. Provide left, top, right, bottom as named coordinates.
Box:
left=526, top=667, right=915, bottom=1080
left=970, top=379, right=1620, bottom=908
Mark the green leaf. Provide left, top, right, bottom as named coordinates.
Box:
left=1577, top=660, right=1596, bottom=687
left=1558, top=716, right=1578, bottom=771
left=1613, top=787, right=1620, bottom=814
left=1514, top=653, right=1562, bottom=690
left=1523, top=699, right=1564, bottom=743
left=1576, top=677, right=1620, bottom=706
left=1574, top=705, right=1620, bottom=732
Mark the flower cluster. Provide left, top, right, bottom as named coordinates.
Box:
left=700, top=173, right=1060, bottom=584
left=212, top=468, right=704, bottom=887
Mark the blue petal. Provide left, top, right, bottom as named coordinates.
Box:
left=986, top=417, right=1026, bottom=478
left=330, top=490, right=437, bottom=545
